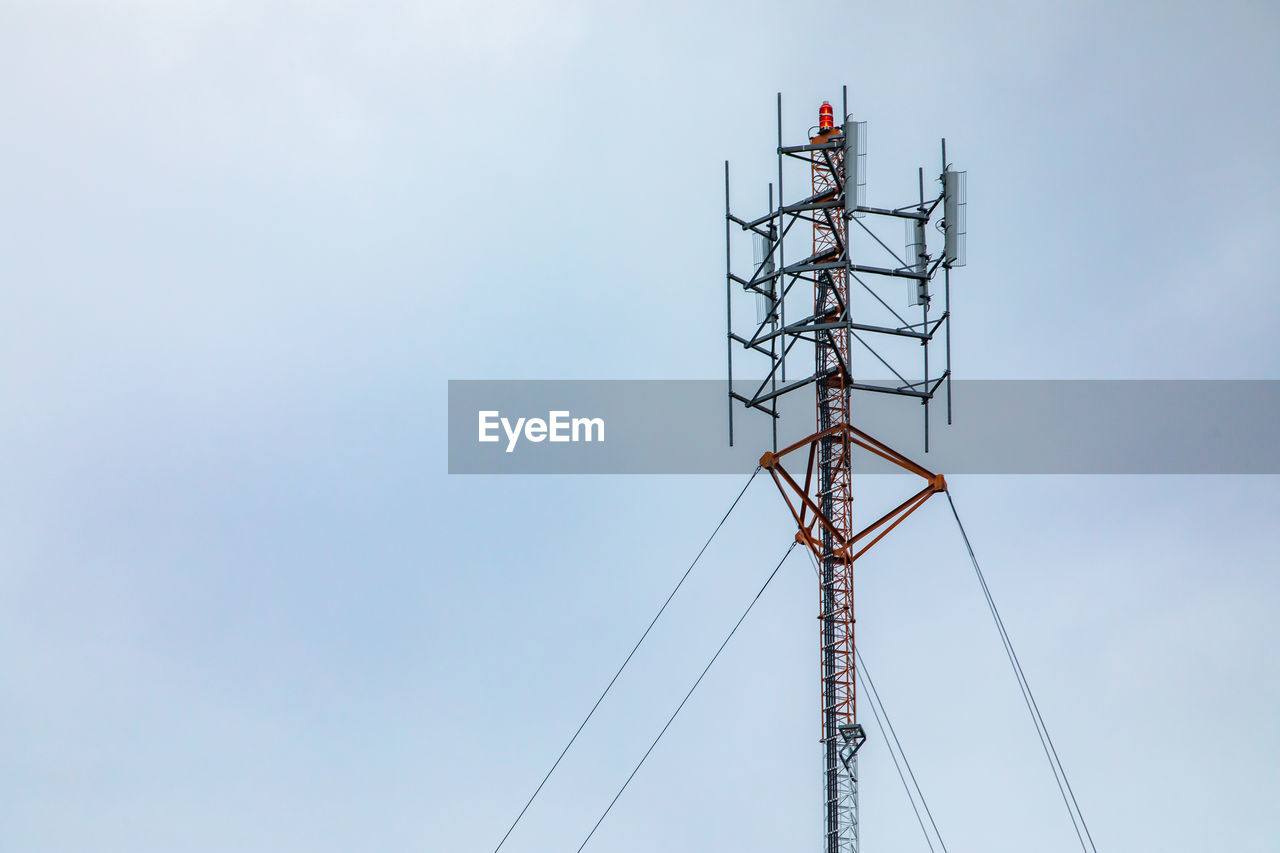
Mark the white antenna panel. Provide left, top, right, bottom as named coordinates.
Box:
left=753, top=231, right=776, bottom=325
left=843, top=121, right=867, bottom=218
left=906, top=218, right=928, bottom=306
left=944, top=170, right=967, bottom=267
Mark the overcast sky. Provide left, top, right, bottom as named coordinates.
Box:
left=1, top=1, right=1278, bottom=852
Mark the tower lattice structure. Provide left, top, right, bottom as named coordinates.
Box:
left=810, top=117, right=860, bottom=853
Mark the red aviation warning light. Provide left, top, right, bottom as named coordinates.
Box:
left=818, top=101, right=834, bottom=129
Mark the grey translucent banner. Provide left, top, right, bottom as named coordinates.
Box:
left=447, top=380, right=1280, bottom=474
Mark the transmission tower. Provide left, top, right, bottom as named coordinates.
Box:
left=723, top=90, right=965, bottom=853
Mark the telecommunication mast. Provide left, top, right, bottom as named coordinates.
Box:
left=723, top=90, right=965, bottom=853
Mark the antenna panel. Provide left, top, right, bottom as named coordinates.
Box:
left=944, top=170, right=967, bottom=267
left=906, top=218, right=928, bottom=306
left=753, top=230, right=776, bottom=324
left=843, top=121, right=867, bottom=218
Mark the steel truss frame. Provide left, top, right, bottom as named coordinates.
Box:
left=760, top=423, right=947, bottom=566
left=724, top=91, right=958, bottom=452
